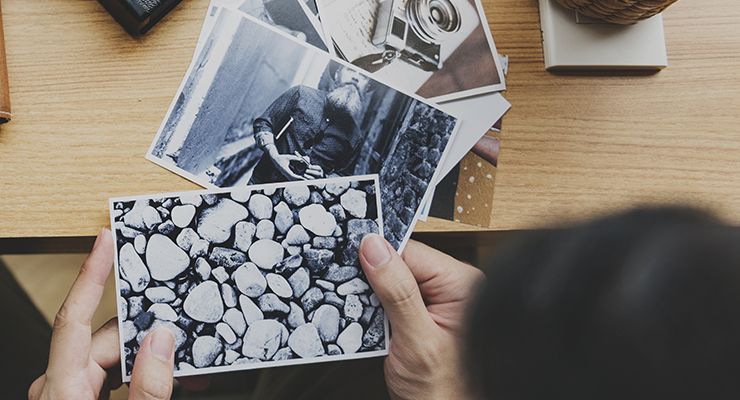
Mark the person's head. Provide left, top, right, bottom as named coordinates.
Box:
left=466, top=207, right=740, bottom=399
left=326, top=63, right=369, bottom=118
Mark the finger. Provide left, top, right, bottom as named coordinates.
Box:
left=91, top=318, right=121, bottom=369
left=129, top=328, right=175, bottom=400
left=28, top=374, right=45, bottom=400
left=48, top=229, right=114, bottom=376
left=359, top=234, right=437, bottom=340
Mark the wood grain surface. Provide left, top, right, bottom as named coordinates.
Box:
left=0, top=0, right=738, bottom=241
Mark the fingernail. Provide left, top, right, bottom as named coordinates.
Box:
left=150, top=328, right=175, bottom=361
left=361, top=234, right=392, bottom=268
left=92, top=228, right=110, bottom=250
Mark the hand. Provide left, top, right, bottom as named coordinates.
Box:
left=27, top=229, right=189, bottom=400
left=269, top=152, right=307, bottom=181
left=359, top=235, right=485, bottom=400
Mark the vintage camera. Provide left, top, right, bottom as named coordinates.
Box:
left=370, top=0, right=462, bottom=72
left=98, top=0, right=182, bottom=36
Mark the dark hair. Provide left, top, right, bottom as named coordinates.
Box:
left=466, top=208, right=740, bottom=399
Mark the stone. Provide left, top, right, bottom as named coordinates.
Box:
left=312, top=304, right=340, bottom=343
left=272, top=347, right=293, bottom=361
left=171, top=205, right=196, bottom=228
left=195, top=257, right=212, bottom=280
left=179, top=194, right=203, bottom=208
left=119, top=298, right=128, bottom=319
left=233, top=263, right=267, bottom=297
left=145, top=286, right=176, bottom=303
left=299, top=204, right=337, bottom=236
left=327, top=344, right=342, bottom=356
left=230, top=189, right=251, bottom=203
left=275, top=254, right=303, bottom=273
left=369, top=293, right=381, bottom=307
left=221, top=283, right=238, bottom=308
left=286, top=246, right=301, bottom=256
left=309, top=191, right=323, bottom=204
left=303, top=249, right=334, bottom=273
left=120, top=280, right=132, bottom=297
left=342, top=219, right=379, bottom=265
left=344, top=295, right=363, bottom=321
left=258, top=293, right=290, bottom=314
left=288, top=267, right=310, bottom=298
left=287, top=302, right=306, bottom=329
left=323, top=265, right=359, bottom=284
left=133, top=235, right=146, bottom=254
left=119, top=243, right=150, bottom=293
left=209, top=247, right=247, bottom=269
left=116, top=222, right=143, bottom=239
left=192, top=336, right=223, bottom=368
left=266, top=273, right=293, bottom=298
left=248, top=194, right=273, bottom=220
left=128, top=296, right=144, bottom=319
left=239, top=295, right=264, bottom=325
left=323, top=292, right=345, bottom=309
left=148, top=303, right=178, bottom=321
left=176, top=228, right=200, bottom=252
left=312, top=236, right=337, bottom=249
left=288, top=323, right=324, bottom=358
left=300, top=287, right=323, bottom=313
left=285, top=225, right=310, bottom=246
left=242, top=320, right=286, bottom=360
left=255, top=219, right=275, bottom=240
left=146, top=234, right=190, bottom=281
left=212, top=267, right=229, bottom=283
left=283, top=186, right=310, bottom=206
left=224, top=349, right=241, bottom=365
left=183, top=281, right=224, bottom=323
left=234, top=221, right=257, bottom=253
left=328, top=204, right=346, bottom=222
left=202, top=194, right=219, bottom=206
left=216, top=322, right=238, bottom=345
left=337, top=322, right=363, bottom=354
left=124, top=201, right=162, bottom=230
left=362, top=309, right=385, bottom=348
left=157, top=220, right=176, bottom=235
left=315, top=280, right=335, bottom=292
left=121, top=320, right=137, bottom=343
left=340, top=189, right=367, bottom=218
left=157, top=207, right=170, bottom=220
left=326, top=181, right=350, bottom=196
left=223, top=308, right=247, bottom=336
left=197, top=199, right=249, bottom=243
left=189, top=239, right=210, bottom=259
left=134, top=311, right=155, bottom=331
left=337, top=278, right=370, bottom=296
left=248, top=240, right=284, bottom=270
left=273, top=202, right=294, bottom=234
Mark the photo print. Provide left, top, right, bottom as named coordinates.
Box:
left=147, top=9, right=460, bottom=249
left=110, top=176, right=388, bottom=380
left=315, top=0, right=506, bottom=102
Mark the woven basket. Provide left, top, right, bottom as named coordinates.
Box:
left=555, top=0, right=678, bottom=24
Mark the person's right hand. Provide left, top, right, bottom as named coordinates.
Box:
left=359, top=235, right=485, bottom=400
left=270, top=152, right=307, bottom=181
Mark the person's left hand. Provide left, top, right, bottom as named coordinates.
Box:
left=27, top=229, right=200, bottom=400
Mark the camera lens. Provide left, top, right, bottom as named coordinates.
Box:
left=407, top=0, right=461, bottom=44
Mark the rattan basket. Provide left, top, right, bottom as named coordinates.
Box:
left=555, top=0, right=678, bottom=24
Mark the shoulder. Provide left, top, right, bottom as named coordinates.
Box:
left=291, top=85, right=326, bottom=102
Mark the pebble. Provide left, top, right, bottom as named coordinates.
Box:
left=248, top=239, right=284, bottom=270
left=146, top=234, right=190, bottom=281
left=234, top=221, right=256, bottom=253
left=273, top=202, right=294, bottom=234
left=255, top=219, right=275, bottom=240
left=197, top=199, right=249, bottom=243
left=248, top=194, right=273, bottom=220
left=287, top=302, right=306, bottom=329
left=328, top=204, right=346, bottom=222
left=119, top=243, right=150, bottom=293
left=266, top=273, right=293, bottom=298
left=212, top=267, right=229, bottom=283
left=189, top=239, right=209, bottom=258
left=148, top=303, right=178, bottom=321
left=312, top=236, right=337, bottom=249
left=327, top=344, right=342, bottom=356
left=176, top=228, right=200, bottom=252
left=117, top=223, right=142, bottom=239
left=323, top=292, right=345, bottom=309
left=134, top=311, right=155, bottom=331
left=299, top=204, right=337, bottom=236
left=233, top=262, right=267, bottom=297
left=239, top=295, right=264, bottom=325
left=216, top=322, right=238, bottom=345
left=120, top=280, right=132, bottom=297
left=300, top=287, right=323, bottom=313
left=272, top=347, right=293, bottom=361
left=340, top=189, right=367, bottom=218
left=223, top=308, right=247, bottom=336
left=362, top=309, right=385, bottom=348
left=209, top=247, right=247, bottom=269
left=157, top=220, right=176, bottom=235
left=230, top=189, right=251, bottom=203
left=275, top=254, right=303, bottom=273
left=283, top=186, right=310, bottom=206
left=325, top=182, right=350, bottom=196
left=224, top=349, right=241, bottom=365
left=121, top=320, right=137, bottom=343
left=128, top=296, right=144, bottom=319
left=315, top=280, right=335, bottom=292
left=303, top=249, right=334, bottom=273
left=285, top=225, right=310, bottom=246
left=322, top=265, right=359, bottom=284
left=192, top=336, right=223, bottom=368
left=183, top=281, right=224, bottom=323
left=312, top=304, right=340, bottom=343
left=242, top=320, right=286, bottom=360
left=124, top=202, right=162, bottom=231
left=288, top=323, right=324, bottom=358
left=171, top=205, right=196, bottom=228
left=258, top=293, right=290, bottom=314
left=369, top=293, right=380, bottom=307
left=221, top=283, right=237, bottom=308
left=288, top=267, right=310, bottom=298
left=179, top=194, right=203, bottom=207
left=344, top=294, right=363, bottom=321
left=337, top=322, right=363, bottom=354
left=134, top=235, right=147, bottom=254
left=145, top=286, right=176, bottom=303
left=119, top=298, right=128, bottom=320
left=195, top=257, right=212, bottom=280
left=337, top=278, right=371, bottom=296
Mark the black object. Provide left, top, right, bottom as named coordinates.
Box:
left=98, top=0, right=182, bottom=36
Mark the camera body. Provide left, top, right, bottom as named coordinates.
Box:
left=371, top=0, right=462, bottom=72
left=98, top=0, right=182, bottom=36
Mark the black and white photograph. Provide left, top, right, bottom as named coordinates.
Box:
left=110, top=176, right=388, bottom=380
left=316, top=0, right=506, bottom=102
left=147, top=8, right=460, bottom=249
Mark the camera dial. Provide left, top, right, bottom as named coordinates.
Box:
left=406, top=0, right=461, bottom=44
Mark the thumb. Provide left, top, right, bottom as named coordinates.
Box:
left=129, top=327, right=175, bottom=400
left=359, top=234, right=437, bottom=340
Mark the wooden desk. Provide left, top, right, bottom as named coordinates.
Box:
left=0, top=0, right=739, bottom=252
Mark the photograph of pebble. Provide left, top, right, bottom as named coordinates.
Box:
left=109, top=175, right=388, bottom=380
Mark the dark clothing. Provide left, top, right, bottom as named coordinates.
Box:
left=250, top=85, right=363, bottom=184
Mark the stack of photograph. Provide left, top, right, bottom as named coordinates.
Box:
left=111, top=0, right=511, bottom=380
